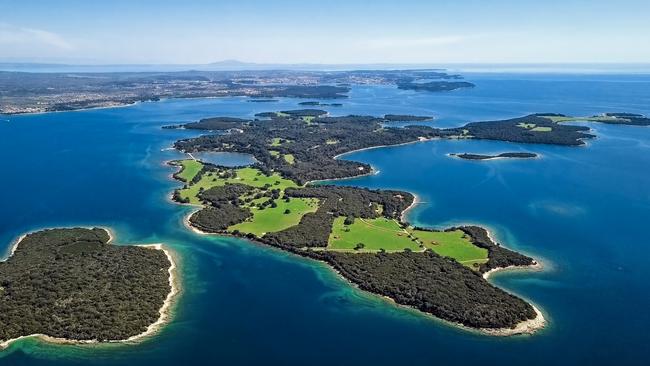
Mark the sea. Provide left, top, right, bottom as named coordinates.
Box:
left=1, top=72, right=649, bottom=365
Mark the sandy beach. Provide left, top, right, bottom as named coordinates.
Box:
left=0, top=229, right=180, bottom=351
left=400, top=193, right=420, bottom=222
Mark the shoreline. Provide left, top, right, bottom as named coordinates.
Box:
left=321, top=258, right=546, bottom=336
left=0, top=228, right=180, bottom=351
left=1, top=100, right=141, bottom=117
left=400, top=193, right=420, bottom=222
left=332, top=136, right=436, bottom=161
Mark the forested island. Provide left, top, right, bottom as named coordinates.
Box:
left=0, top=228, right=176, bottom=349
left=451, top=152, right=538, bottom=160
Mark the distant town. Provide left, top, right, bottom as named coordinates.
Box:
left=0, top=69, right=473, bottom=114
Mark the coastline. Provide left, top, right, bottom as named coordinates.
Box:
left=332, top=136, right=436, bottom=161
left=322, top=258, right=546, bottom=336
left=400, top=193, right=420, bottom=222
left=1, top=100, right=141, bottom=117
left=0, top=228, right=180, bottom=351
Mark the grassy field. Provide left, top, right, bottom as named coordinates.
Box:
left=328, top=217, right=421, bottom=251
left=175, top=159, right=202, bottom=182
left=517, top=122, right=552, bottom=133
left=283, top=154, right=295, bottom=164
left=270, top=138, right=283, bottom=147
left=269, top=150, right=280, bottom=157
left=410, top=229, right=488, bottom=267
left=177, top=164, right=298, bottom=204
left=230, top=197, right=319, bottom=236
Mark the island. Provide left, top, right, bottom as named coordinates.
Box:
left=451, top=152, right=538, bottom=160
left=164, top=109, right=563, bottom=335
left=0, top=227, right=177, bottom=349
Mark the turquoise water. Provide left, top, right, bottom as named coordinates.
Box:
left=1, top=74, right=649, bottom=365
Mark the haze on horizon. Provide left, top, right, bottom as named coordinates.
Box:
left=1, top=0, right=649, bottom=66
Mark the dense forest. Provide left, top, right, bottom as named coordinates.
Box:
left=460, top=115, right=594, bottom=145
left=319, top=250, right=536, bottom=329
left=0, top=228, right=171, bottom=343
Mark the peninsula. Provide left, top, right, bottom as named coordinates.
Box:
left=0, top=228, right=177, bottom=349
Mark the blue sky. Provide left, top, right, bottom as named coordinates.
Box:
left=1, top=0, right=649, bottom=64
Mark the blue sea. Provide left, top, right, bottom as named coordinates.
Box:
left=1, top=73, right=649, bottom=365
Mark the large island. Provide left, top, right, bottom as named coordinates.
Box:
left=0, top=228, right=178, bottom=349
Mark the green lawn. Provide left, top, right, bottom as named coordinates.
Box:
left=517, top=122, right=552, bottom=133
left=269, top=150, right=280, bottom=157
left=175, top=159, right=202, bottom=182
left=230, top=197, right=319, bottom=236
left=270, top=138, right=283, bottom=147
left=177, top=166, right=298, bottom=204
left=283, top=154, right=295, bottom=165
left=328, top=217, right=421, bottom=251
left=409, top=229, right=488, bottom=267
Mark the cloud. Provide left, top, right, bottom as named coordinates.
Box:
left=364, top=35, right=474, bottom=49
left=0, top=23, right=73, bottom=50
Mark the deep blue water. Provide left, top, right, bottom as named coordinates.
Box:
left=1, top=74, right=650, bottom=365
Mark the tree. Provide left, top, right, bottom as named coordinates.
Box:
left=354, top=243, right=365, bottom=250
left=284, top=209, right=291, bottom=214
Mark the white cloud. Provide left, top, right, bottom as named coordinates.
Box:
left=0, top=23, right=73, bottom=50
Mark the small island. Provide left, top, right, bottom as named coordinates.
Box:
left=451, top=152, right=538, bottom=160
left=0, top=228, right=177, bottom=349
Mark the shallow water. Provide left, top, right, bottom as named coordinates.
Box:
left=1, top=74, right=649, bottom=365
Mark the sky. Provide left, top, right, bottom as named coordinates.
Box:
left=1, top=0, right=649, bottom=65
